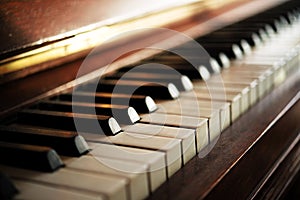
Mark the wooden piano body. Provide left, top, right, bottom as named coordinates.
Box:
left=0, top=0, right=299, bottom=199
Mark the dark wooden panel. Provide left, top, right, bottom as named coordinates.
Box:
left=0, top=0, right=283, bottom=61
left=148, top=71, right=300, bottom=200
left=0, top=0, right=190, bottom=57
left=254, top=142, right=300, bottom=199
left=282, top=169, right=300, bottom=200
left=206, top=95, right=300, bottom=199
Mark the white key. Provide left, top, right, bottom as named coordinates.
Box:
left=87, top=142, right=166, bottom=191
left=181, top=90, right=241, bottom=123
left=140, top=112, right=209, bottom=152
left=159, top=99, right=230, bottom=131
left=209, top=74, right=264, bottom=101
left=193, top=84, right=250, bottom=114
left=83, top=132, right=181, bottom=178
left=1, top=165, right=127, bottom=200
left=123, top=123, right=196, bottom=164
left=193, top=80, right=258, bottom=107
left=156, top=104, right=220, bottom=142
left=63, top=155, right=149, bottom=200
left=13, top=179, right=104, bottom=200
left=222, top=74, right=266, bottom=98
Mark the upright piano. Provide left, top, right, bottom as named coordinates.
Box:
left=0, top=0, right=299, bottom=199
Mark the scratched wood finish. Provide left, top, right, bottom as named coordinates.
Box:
left=148, top=71, right=300, bottom=200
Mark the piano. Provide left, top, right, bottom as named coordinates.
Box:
left=0, top=0, right=299, bottom=199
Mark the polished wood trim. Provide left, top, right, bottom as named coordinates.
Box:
left=148, top=70, right=300, bottom=200
left=252, top=141, right=300, bottom=199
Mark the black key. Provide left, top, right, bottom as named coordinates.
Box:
left=118, top=62, right=203, bottom=79
left=244, top=12, right=290, bottom=25
left=56, top=92, right=158, bottom=113
left=17, top=109, right=121, bottom=136
left=199, top=43, right=244, bottom=60
left=0, top=125, right=89, bottom=157
left=105, top=72, right=193, bottom=91
left=223, top=23, right=271, bottom=32
left=197, top=31, right=259, bottom=48
left=79, top=79, right=180, bottom=100
left=235, top=21, right=279, bottom=36
left=37, top=100, right=140, bottom=125
left=0, top=172, right=18, bottom=200
left=0, top=142, right=64, bottom=172
left=151, top=50, right=224, bottom=72
left=227, top=19, right=277, bottom=33
left=174, top=41, right=242, bottom=67
left=149, top=53, right=217, bottom=74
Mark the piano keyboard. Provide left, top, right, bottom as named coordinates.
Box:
left=1, top=1, right=300, bottom=199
